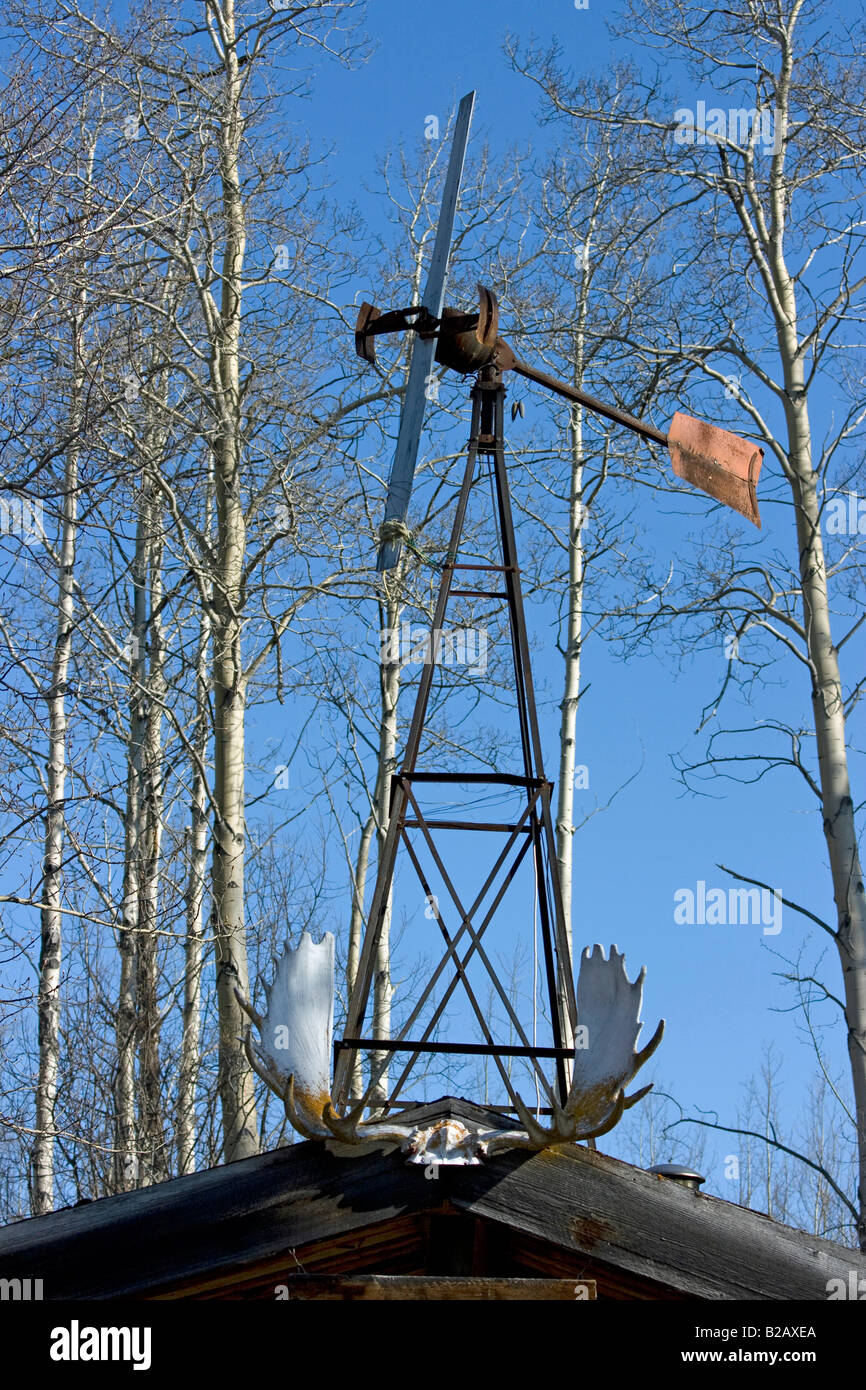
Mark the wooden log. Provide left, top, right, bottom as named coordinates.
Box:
left=275, top=1275, right=596, bottom=1300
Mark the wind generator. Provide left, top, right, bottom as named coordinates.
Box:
left=238, top=90, right=762, bottom=1163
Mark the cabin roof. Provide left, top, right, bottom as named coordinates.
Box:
left=0, top=1098, right=861, bottom=1300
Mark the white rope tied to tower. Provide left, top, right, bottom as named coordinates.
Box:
left=378, top=518, right=413, bottom=550
left=378, top=516, right=433, bottom=567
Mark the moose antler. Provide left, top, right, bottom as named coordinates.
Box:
left=235, top=931, right=416, bottom=1148
left=235, top=932, right=336, bottom=1138
left=482, top=945, right=664, bottom=1155
left=318, top=1096, right=415, bottom=1147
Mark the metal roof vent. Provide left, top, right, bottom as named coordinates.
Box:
left=648, top=1163, right=706, bottom=1192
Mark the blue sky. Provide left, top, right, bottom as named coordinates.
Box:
left=310, top=1, right=583, bottom=159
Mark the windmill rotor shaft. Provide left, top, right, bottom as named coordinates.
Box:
left=506, top=353, right=669, bottom=447
left=357, top=284, right=665, bottom=442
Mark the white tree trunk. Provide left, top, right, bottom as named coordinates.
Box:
left=31, top=311, right=81, bottom=1215
left=347, top=811, right=375, bottom=1102
left=137, top=502, right=166, bottom=1186
left=178, top=600, right=210, bottom=1175
left=788, top=399, right=866, bottom=1245
left=766, top=70, right=866, bottom=1236
left=114, top=497, right=149, bottom=1192
left=555, top=236, right=595, bottom=1055
left=210, top=0, right=259, bottom=1160
left=555, top=409, right=584, bottom=967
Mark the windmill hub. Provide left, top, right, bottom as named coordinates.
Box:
left=434, top=306, right=498, bottom=374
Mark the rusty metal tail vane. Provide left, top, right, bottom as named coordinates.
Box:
left=358, top=281, right=763, bottom=531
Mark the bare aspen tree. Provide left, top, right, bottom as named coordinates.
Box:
left=137, top=477, right=168, bottom=1185
left=177, top=506, right=212, bottom=1176
left=112, top=414, right=173, bottom=1190
left=31, top=299, right=84, bottom=1215
left=0, top=42, right=139, bottom=1204
left=25, top=82, right=116, bottom=1209
left=203, top=0, right=259, bottom=1162
left=367, top=584, right=399, bottom=1106
left=0, top=0, right=382, bottom=1197
left=94, top=0, right=369, bottom=1162
left=114, top=489, right=148, bottom=1192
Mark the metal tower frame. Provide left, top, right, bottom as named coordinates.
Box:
left=332, top=365, right=578, bottom=1115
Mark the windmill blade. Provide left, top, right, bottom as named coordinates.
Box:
left=377, top=90, right=476, bottom=572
